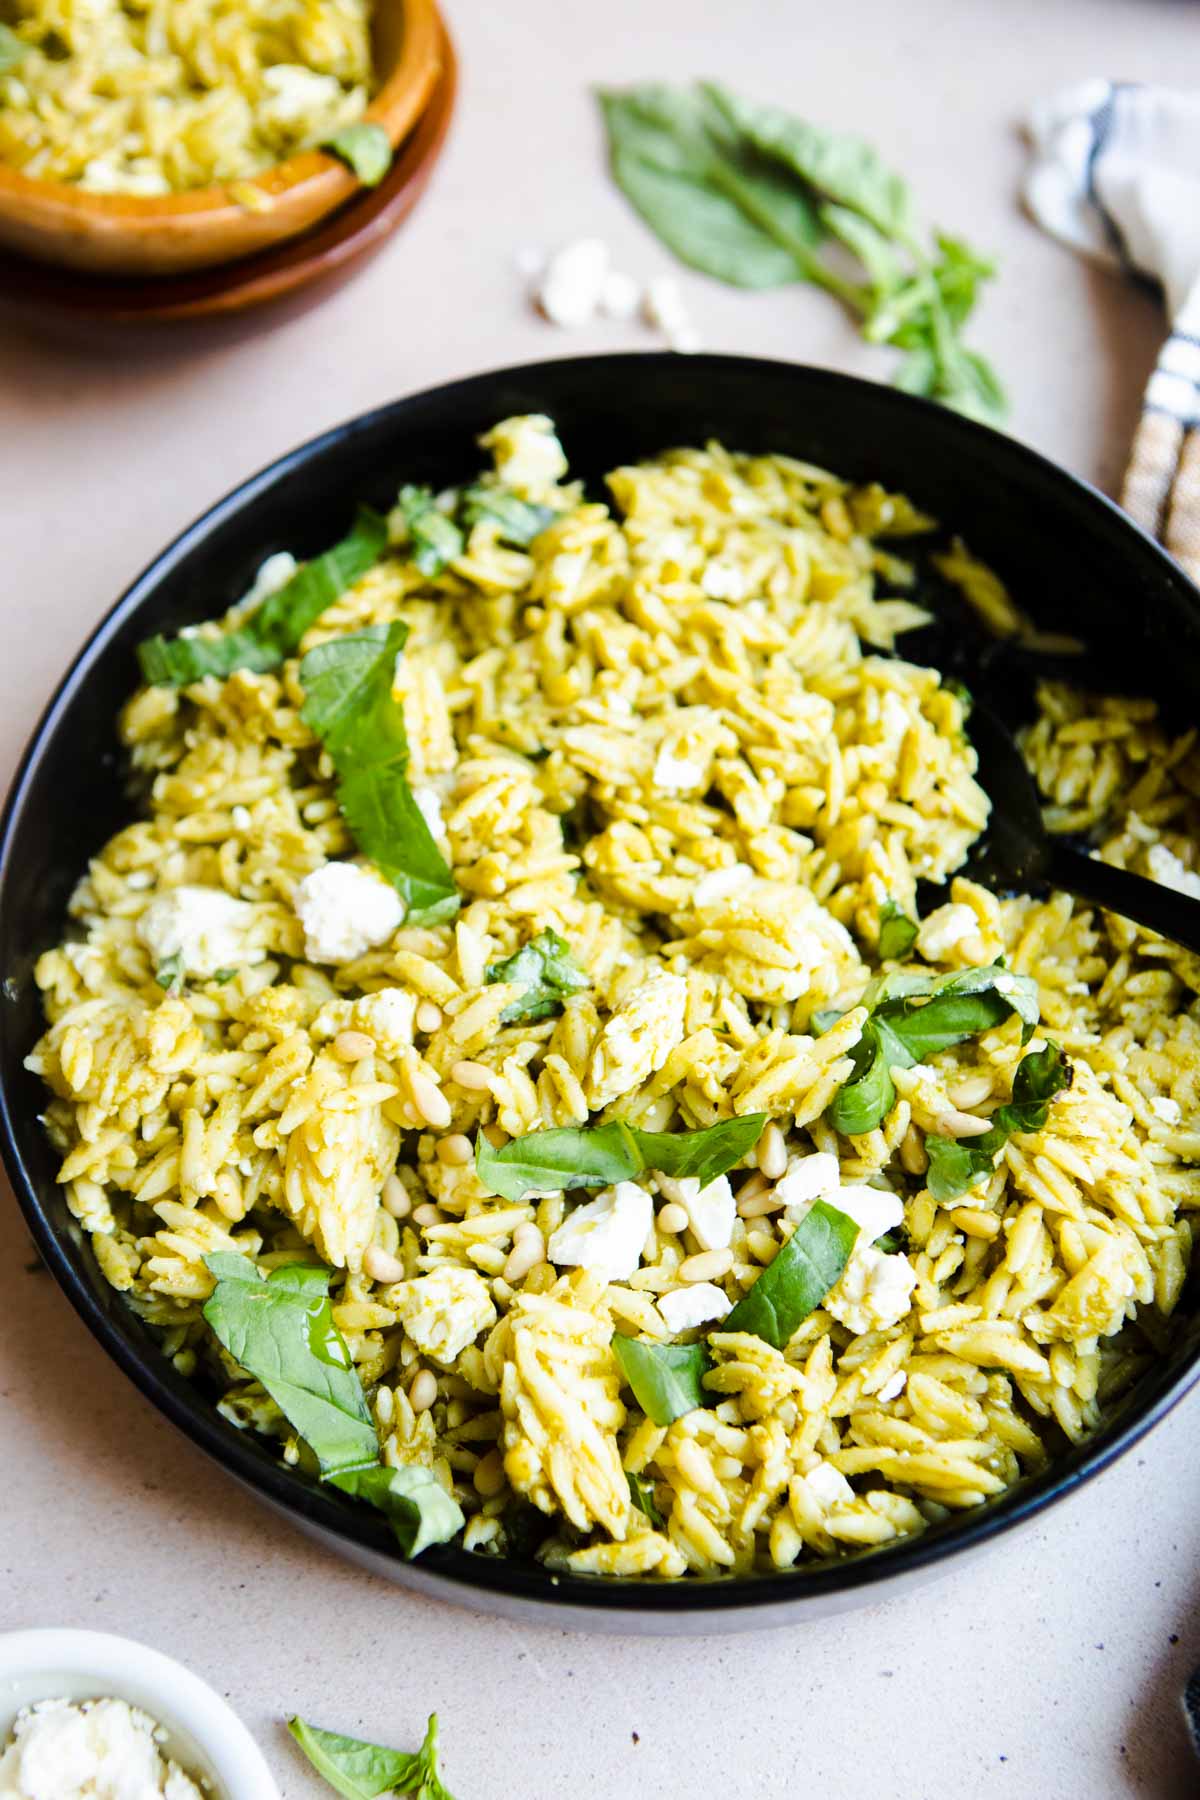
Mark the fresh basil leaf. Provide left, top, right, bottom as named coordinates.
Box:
left=300, top=623, right=458, bottom=925
left=485, top=928, right=588, bottom=1023
left=460, top=485, right=559, bottom=547
left=826, top=1019, right=900, bottom=1137
left=323, top=121, right=393, bottom=187
left=202, top=1254, right=379, bottom=1477
left=210, top=966, right=238, bottom=985
left=723, top=1198, right=859, bottom=1348
left=626, top=1469, right=664, bottom=1529
left=288, top=1713, right=455, bottom=1800
left=331, top=1464, right=464, bottom=1560
left=877, top=900, right=918, bottom=961
left=156, top=952, right=185, bottom=994
left=137, top=509, right=386, bottom=687
left=613, top=1334, right=712, bottom=1426
left=924, top=1041, right=1071, bottom=1201
left=0, top=22, right=27, bottom=70
left=392, top=486, right=465, bottom=579
left=475, top=1114, right=766, bottom=1203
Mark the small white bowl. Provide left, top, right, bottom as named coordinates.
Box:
left=0, top=1629, right=280, bottom=1798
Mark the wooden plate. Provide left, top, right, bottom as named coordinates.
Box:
left=0, top=19, right=456, bottom=323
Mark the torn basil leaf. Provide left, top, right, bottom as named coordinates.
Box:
left=924, top=1041, right=1072, bottom=1202
left=460, top=485, right=559, bottom=547
left=155, top=952, right=185, bottom=994
left=299, top=621, right=458, bottom=925
left=323, top=121, right=393, bottom=187
left=330, top=1464, right=464, bottom=1561
left=391, top=485, right=465, bottom=578
left=626, top=1469, right=664, bottom=1529
left=288, top=1712, right=456, bottom=1800
left=485, top=928, right=588, bottom=1023
left=877, top=900, right=918, bottom=961
left=723, top=1198, right=859, bottom=1348
left=475, top=1113, right=766, bottom=1203
left=137, top=508, right=386, bottom=687
left=613, top=1334, right=712, bottom=1426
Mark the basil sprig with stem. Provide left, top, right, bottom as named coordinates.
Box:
left=289, top=1712, right=457, bottom=1800
left=598, top=81, right=1004, bottom=424
left=612, top=1335, right=713, bottom=1426
left=825, top=961, right=1040, bottom=1137
left=137, top=508, right=387, bottom=687
left=723, top=1198, right=860, bottom=1349
left=475, top=1113, right=766, bottom=1203
left=485, top=928, right=588, bottom=1023
left=203, top=1254, right=463, bottom=1558
left=924, top=1042, right=1072, bottom=1202
left=323, top=121, right=393, bottom=187
left=299, top=621, right=458, bottom=925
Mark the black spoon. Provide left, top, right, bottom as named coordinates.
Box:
left=959, top=702, right=1200, bottom=956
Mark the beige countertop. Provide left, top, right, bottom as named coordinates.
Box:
left=4, top=1, right=1200, bottom=1794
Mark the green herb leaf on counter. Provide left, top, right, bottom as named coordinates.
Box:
left=626, top=1468, right=665, bottom=1529
left=299, top=621, right=459, bottom=925
left=0, top=22, right=28, bottom=70
left=613, top=1334, right=712, bottom=1426
left=827, top=961, right=1040, bottom=1137
left=137, top=508, right=387, bottom=687
left=598, top=81, right=1005, bottom=423
left=877, top=900, right=918, bottom=961
left=289, top=1712, right=457, bottom=1800
left=323, top=121, right=393, bottom=187
left=475, top=1113, right=767, bottom=1202
left=924, top=1041, right=1072, bottom=1201
left=155, top=952, right=185, bottom=994
left=391, top=485, right=465, bottom=578
left=723, top=1198, right=859, bottom=1348
left=460, top=485, right=560, bottom=547
left=202, top=1254, right=379, bottom=1478
left=485, top=928, right=589, bottom=1022
left=330, top=1464, right=465, bottom=1561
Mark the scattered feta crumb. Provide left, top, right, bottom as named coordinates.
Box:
left=353, top=986, right=416, bottom=1057
left=774, top=1152, right=841, bottom=1210
left=803, top=1460, right=855, bottom=1510
left=692, top=863, right=754, bottom=908
left=537, top=238, right=611, bottom=327
left=643, top=275, right=701, bottom=351
left=915, top=902, right=978, bottom=963
left=663, top=1173, right=735, bottom=1251
left=1151, top=1095, right=1183, bottom=1125
left=659, top=1282, right=732, bottom=1332
left=230, top=804, right=251, bottom=830
left=1147, top=842, right=1200, bottom=902
left=700, top=561, right=746, bottom=601
left=546, top=1180, right=654, bottom=1282
left=392, top=1265, right=497, bottom=1365
left=479, top=414, right=568, bottom=499
left=876, top=1369, right=907, bottom=1403
left=825, top=1245, right=917, bottom=1334
left=598, top=269, right=641, bottom=320
left=652, top=743, right=707, bottom=792
left=137, top=884, right=264, bottom=979
left=822, top=1183, right=904, bottom=1245
left=294, top=861, right=405, bottom=964
left=0, top=1696, right=203, bottom=1800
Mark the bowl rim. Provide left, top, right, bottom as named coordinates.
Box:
left=0, top=0, right=441, bottom=224
left=0, top=1627, right=281, bottom=1796
left=5, top=351, right=1200, bottom=1621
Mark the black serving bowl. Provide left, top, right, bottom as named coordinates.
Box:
left=5, top=354, right=1200, bottom=1633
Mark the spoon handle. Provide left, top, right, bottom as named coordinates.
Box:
left=1042, top=838, right=1200, bottom=957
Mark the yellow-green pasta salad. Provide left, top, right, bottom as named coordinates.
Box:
left=27, top=415, right=1199, bottom=1579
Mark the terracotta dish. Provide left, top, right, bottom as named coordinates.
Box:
left=0, top=0, right=442, bottom=278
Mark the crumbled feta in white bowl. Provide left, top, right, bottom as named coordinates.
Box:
left=0, top=1631, right=279, bottom=1800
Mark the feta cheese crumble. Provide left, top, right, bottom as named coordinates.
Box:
left=774, top=1152, right=842, bottom=1211
left=652, top=743, right=707, bottom=793
left=1151, top=1095, right=1183, bottom=1125
left=411, top=784, right=446, bottom=841
left=0, top=1697, right=203, bottom=1800
left=137, top=885, right=263, bottom=979
left=802, top=1460, right=855, bottom=1510
left=1147, top=842, right=1200, bottom=902
left=915, top=901, right=979, bottom=963
left=294, top=861, right=405, bottom=964
left=664, top=1173, right=735, bottom=1251
left=643, top=275, right=702, bottom=352
left=352, top=986, right=417, bottom=1056
left=546, top=1180, right=653, bottom=1282
left=778, top=1165, right=914, bottom=1333
left=824, top=1243, right=918, bottom=1334
left=659, top=1282, right=732, bottom=1332
left=392, top=1266, right=497, bottom=1365
left=537, top=238, right=612, bottom=327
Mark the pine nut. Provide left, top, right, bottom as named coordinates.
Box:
left=513, top=1220, right=542, bottom=1245
left=437, top=1133, right=473, bottom=1166
left=413, top=1202, right=443, bottom=1228
left=382, top=1173, right=411, bottom=1219
left=334, top=1030, right=375, bottom=1062
left=936, top=1107, right=995, bottom=1138
left=450, top=1059, right=492, bottom=1090
left=503, top=1227, right=545, bottom=1283
left=657, top=1202, right=689, bottom=1235
left=950, top=1074, right=993, bottom=1109
left=898, top=1123, right=928, bottom=1176
left=679, top=1248, right=734, bottom=1282
left=738, top=1189, right=783, bottom=1219
left=409, top=1369, right=438, bottom=1412
left=757, top=1121, right=788, bottom=1179
left=363, top=1245, right=406, bottom=1285
left=735, top=1171, right=769, bottom=1210
left=416, top=1000, right=443, bottom=1034
left=409, top=1070, right=452, bottom=1128
left=473, top=1448, right=506, bottom=1497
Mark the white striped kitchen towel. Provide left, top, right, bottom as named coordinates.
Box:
left=1025, top=80, right=1200, bottom=580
